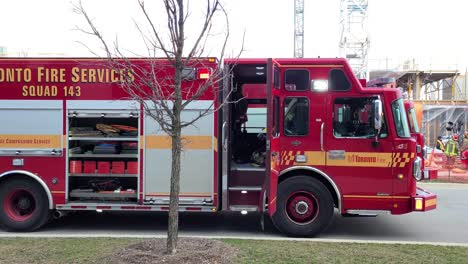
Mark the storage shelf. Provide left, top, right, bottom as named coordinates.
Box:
left=69, top=154, right=138, bottom=158
left=69, top=173, right=138, bottom=178
left=70, top=191, right=137, bottom=199
left=68, top=137, right=138, bottom=141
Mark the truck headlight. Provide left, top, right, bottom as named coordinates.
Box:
left=413, top=157, right=422, bottom=181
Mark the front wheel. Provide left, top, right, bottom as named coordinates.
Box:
left=0, top=178, right=50, bottom=231
left=272, top=176, right=334, bottom=237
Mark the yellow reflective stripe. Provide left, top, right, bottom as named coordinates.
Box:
left=276, top=151, right=416, bottom=168
left=146, top=135, right=212, bottom=150
left=425, top=198, right=437, bottom=207
left=0, top=134, right=61, bottom=148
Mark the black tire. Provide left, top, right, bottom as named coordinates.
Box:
left=271, top=176, right=334, bottom=237
left=0, top=178, right=50, bottom=231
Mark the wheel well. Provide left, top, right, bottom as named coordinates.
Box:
left=279, top=169, right=340, bottom=209
left=0, top=172, right=52, bottom=209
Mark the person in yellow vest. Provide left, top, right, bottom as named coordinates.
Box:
left=435, top=136, right=445, bottom=152
left=445, top=134, right=459, bottom=166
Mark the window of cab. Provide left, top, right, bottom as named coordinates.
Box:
left=333, top=97, right=388, bottom=138
left=329, top=69, right=351, bottom=91
left=284, top=97, right=309, bottom=136
left=284, top=69, right=309, bottom=91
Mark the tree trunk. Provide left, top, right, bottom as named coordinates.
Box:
left=166, top=117, right=182, bottom=254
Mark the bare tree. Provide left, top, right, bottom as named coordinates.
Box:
left=74, top=0, right=238, bottom=254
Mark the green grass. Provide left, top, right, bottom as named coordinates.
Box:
left=0, top=238, right=467, bottom=264
left=224, top=239, right=468, bottom=264
left=0, top=238, right=140, bottom=264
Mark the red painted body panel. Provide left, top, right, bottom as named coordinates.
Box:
left=0, top=156, right=66, bottom=205
left=0, top=58, right=217, bottom=100
left=0, top=57, right=218, bottom=210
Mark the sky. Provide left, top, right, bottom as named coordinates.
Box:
left=1, top=0, right=468, bottom=71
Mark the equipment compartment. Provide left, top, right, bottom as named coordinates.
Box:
left=67, top=112, right=139, bottom=203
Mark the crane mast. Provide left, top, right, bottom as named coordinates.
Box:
left=339, top=0, right=369, bottom=79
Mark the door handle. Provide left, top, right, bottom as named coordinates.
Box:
left=320, top=122, right=325, bottom=152
left=222, top=122, right=228, bottom=151
left=291, top=140, right=301, bottom=146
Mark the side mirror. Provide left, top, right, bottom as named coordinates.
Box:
left=373, top=99, right=383, bottom=131
left=372, top=99, right=383, bottom=147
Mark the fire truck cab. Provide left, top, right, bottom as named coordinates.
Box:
left=0, top=57, right=436, bottom=236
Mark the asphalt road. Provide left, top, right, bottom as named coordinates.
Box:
left=1, top=183, right=467, bottom=245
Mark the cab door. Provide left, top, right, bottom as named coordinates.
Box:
left=281, top=66, right=328, bottom=172
left=264, top=58, right=281, bottom=215
left=325, top=89, right=394, bottom=211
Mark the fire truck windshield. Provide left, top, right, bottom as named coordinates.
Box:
left=407, top=107, right=420, bottom=133
left=392, top=99, right=411, bottom=138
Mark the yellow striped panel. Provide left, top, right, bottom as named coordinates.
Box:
left=327, top=152, right=393, bottom=167
left=297, top=151, right=326, bottom=166
left=146, top=135, right=212, bottom=150
left=277, top=150, right=418, bottom=168
left=425, top=198, right=437, bottom=207
left=0, top=134, right=61, bottom=148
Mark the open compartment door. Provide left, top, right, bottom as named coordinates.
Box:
left=262, top=59, right=282, bottom=217
left=221, top=66, right=232, bottom=210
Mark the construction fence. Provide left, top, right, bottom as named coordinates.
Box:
left=420, top=104, right=468, bottom=182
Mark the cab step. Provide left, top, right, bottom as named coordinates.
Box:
left=229, top=205, right=258, bottom=212
left=228, top=186, right=262, bottom=191
left=343, top=210, right=389, bottom=217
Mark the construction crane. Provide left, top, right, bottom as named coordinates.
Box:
left=339, top=0, right=369, bottom=79
left=294, top=0, right=304, bottom=58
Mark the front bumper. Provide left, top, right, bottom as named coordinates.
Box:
left=413, top=187, right=437, bottom=211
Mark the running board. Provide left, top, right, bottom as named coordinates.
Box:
left=342, top=213, right=377, bottom=217
left=228, top=186, right=262, bottom=191
left=344, top=209, right=390, bottom=217
left=229, top=205, right=258, bottom=212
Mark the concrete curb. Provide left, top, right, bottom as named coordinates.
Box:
left=0, top=233, right=467, bottom=247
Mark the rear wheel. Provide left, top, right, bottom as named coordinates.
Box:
left=272, top=176, right=334, bottom=237
left=0, top=178, right=50, bottom=231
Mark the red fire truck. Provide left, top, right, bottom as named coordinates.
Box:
left=0, top=57, right=436, bottom=236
